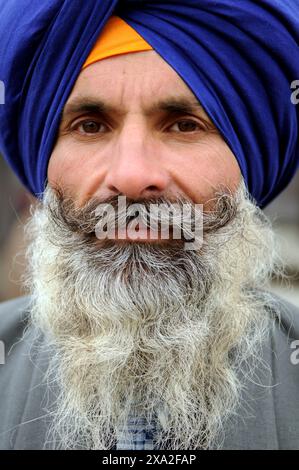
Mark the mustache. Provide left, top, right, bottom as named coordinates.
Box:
left=44, top=186, right=238, bottom=244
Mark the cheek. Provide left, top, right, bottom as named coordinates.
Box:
left=171, top=139, right=241, bottom=204
left=47, top=144, right=95, bottom=196
left=47, top=145, right=71, bottom=186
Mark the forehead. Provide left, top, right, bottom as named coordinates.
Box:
left=67, top=50, right=199, bottom=106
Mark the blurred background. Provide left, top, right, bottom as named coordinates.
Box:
left=0, top=154, right=298, bottom=306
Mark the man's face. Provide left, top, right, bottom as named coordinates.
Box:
left=48, top=50, right=241, bottom=211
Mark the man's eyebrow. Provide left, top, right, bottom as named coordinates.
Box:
left=62, top=99, right=120, bottom=120
left=146, top=97, right=205, bottom=117
left=61, top=96, right=205, bottom=121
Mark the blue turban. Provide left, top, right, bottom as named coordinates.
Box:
left=0, top=0, right=298, bottom=206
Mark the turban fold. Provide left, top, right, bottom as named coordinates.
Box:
left=0, top=0, right=298, bottom=206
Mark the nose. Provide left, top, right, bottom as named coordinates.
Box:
left=103, top=124, right=170, bottom=200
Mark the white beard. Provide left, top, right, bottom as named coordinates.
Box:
left=23, top=181, right=281, bottom=449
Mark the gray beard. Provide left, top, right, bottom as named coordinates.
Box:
left=23, top=181, right=281, bottom=449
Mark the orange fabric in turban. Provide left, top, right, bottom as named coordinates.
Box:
left=82, top=16, right=153, bottom=70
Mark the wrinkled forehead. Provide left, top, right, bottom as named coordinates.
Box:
left=63, top=51, right=211, bottom=124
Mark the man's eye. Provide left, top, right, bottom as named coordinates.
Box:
left=75, top=120, right=106, bottom=134
left=169, top=120, right=201, bottom=133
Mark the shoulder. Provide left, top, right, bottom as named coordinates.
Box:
left=254, top=294, right=299, bottom=448
left=271, top=294, right=299, bottom=341
left=267, top=294, right=299, bottom=372
left=0, top=295, right=31, bottom=319
left=0, top=296, right=50, bottom=449
left=221, top=293, right=299, bottom=450
left=0, top=295, right=31, bottom=352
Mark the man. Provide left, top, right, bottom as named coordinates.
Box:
left=0, top=0, right=299, bottom=450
